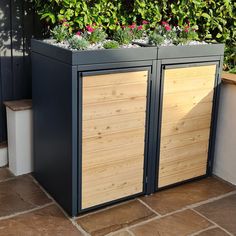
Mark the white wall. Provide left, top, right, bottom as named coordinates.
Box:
left=214, top=83, right=236, bottom=185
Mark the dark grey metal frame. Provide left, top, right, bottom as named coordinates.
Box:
left=31, top=39, right=224, bottom=216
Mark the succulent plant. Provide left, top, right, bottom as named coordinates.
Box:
left=113, top=28, right=133, bottom=45
left=148, top=32, right=164, bottom=46
left=103, top=40, right=120, bottom=49
left=68, top=36, right=89, bottom=50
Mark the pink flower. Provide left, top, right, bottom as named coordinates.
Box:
left=162, top=21, right=168, bottom=26
left=121, top=25, right=126, bottom=29
left=86, top=25, right=95, bottom=33
left=184, top=29, right=189, bottom=33
left=76, top=31, right=81, bottom=36
left=142, top=20, right=149, bottom=25
left=138, top=25, right=143, bottom=30
left=164, top=24, right=171, bottom=31
left=92, top=23, right=96, bottom=26
left=128, top=24, right=136, bottom=29
left=63, top=23, right=69, bottom=27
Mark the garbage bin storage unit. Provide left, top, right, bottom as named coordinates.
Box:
left=31, top=40, right=157, bottom=216
left=152, top=45, right=224, bottom=191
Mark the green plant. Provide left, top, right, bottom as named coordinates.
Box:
left=130, top=24, right=145, bottom=39
left=68, top=35, right=89, bottom=50
left=34, top=0, right=235, bottom=69
left=148, top=32, right=164, bottom=46
left=103, top=40, right=119, bottom=49
left=51, top=24, right=70, bottom=42
left=113, top=28, right=133, bottom=45
left=86, top=28, right=108, bottom=44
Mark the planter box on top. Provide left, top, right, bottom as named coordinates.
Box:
left=31, top=39, right=224, bottom=216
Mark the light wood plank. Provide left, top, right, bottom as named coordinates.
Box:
left=162, top=102, right=213, bottom=124
left=83, top=128, right=145, bottom=153
left=160, top=141, right=209, bottom=164
left=83, top=143, right=144, bottom=168
left=83, top=112, right=145, bottom=138
left=82, top=178, right=143, bottom=208
left=83, top=97, right=146, bottom=121
left=161, top=115, right=212, bottom=137
left=163, top=89, right=214, bottom=109
left=159, top=165, right=207, bottom=187
left=159, top=154, right=208, bottom=177
left=83, top=71, right=148, bottom=88
left=83, top=82, right=147, bottom=104
left=161, top=128, right=210, bottom=151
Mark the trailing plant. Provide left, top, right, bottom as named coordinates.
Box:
left=103, top=40, right=120, bottom=49
left=68, top=35, right=89, bottom=50
left=113, top=28, right=133, bottom=45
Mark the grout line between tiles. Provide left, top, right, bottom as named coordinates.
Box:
left=105, top=228, right=134, bottom=236
left=0, top=176, right=16, bottom=183
left=191, top=208, right=233, bottom=236
left=189, top=225, right=219, bottom=236
left=187, top=190, right=236, bottom=209
left=127, top=190, right=236, bottom=232
left=127, top=228, right=136, bottom=236
left=0, top=202, right=54, bottom=221
left=137, top=198, right=161, bottom=216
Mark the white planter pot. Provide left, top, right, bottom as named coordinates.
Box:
left=0, top=145, right=8, bottom=167
left=5, top=100, right=33, bottom=176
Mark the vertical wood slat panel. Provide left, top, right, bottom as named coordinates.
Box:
left=0, top=0, right=41, bottom=142
left=158, top=65, right=217, bottom=188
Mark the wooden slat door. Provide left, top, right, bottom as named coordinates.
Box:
left=82, top=70, right=148, bottom=209
left=158, top=65, right=217, bottom=188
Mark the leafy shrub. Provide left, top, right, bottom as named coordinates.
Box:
left=68, top=36, right=89, bottom=50
left=148, top=32, right=164, bottom=46
left=103, top=40, right=120, bottom=49
left=51, top=24, right=70, bottom=42
left=34, top=0, right=235, bottom=70
left=113, top=28, right=133, bottom=45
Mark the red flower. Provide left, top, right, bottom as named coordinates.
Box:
left=142, top=20, right=149, bottom=25
left=164, top=25, right=171, bottom=31
left=121, top=25, right=126, bottom=29
left=184, top=29, right=189, bottom=33
left=86, top=25, right=95, bottom=33
left=128, top=24, right=136, bottom=29
left=138, top=25, right=143, bottom=30
left=162, top=21, right=168, bottom=26
left=76, top=31, right=81, bottom=36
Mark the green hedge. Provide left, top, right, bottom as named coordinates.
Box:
left=34, top=0, right=235, bottom=71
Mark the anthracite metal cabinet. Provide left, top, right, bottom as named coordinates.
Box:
left=31, top=39, right=157, bottom=216
left=32, top=40, right=224, bottom=216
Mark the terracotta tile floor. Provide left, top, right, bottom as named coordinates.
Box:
left=0, top=167, right=235, bottom=236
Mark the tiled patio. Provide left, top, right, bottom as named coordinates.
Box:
left=0, top=167, right=235, bottom=236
